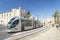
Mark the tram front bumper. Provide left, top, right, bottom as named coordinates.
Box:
left=6, top=29, right=12, bottom=32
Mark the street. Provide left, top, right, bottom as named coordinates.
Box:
left=4, top=26, right=49, bottom=40
left=30, top=27, right=60, bottom=40
left=0, top=25, right=13, bottom=40
left=4, top=25, right=60, bottom=40
left=0, top=24, right=49, bottom=40
left=1, top=24, right=60, bottom=40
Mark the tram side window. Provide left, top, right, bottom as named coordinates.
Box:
left=12, top=20, right=19, bottom=26
left=25, top=20, right=32, bottom=26
left=35, top=21, right=38, bottom=26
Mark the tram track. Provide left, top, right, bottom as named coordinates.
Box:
left=4, top=26, right=50, bottom=40
left=17, top=27, right=49, bottom=40
left=12, top=27, right=46, bottom=36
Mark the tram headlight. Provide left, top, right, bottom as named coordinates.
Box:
left=6, top=29, right=11, bottom=32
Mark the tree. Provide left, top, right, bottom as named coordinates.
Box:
left=26, top=11, right=31, bottom=18
left=52, top=11, right=59, bottom=24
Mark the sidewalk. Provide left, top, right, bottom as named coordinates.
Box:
left=29, top=27, right=60, bottom=40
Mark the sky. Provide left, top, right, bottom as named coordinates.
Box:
left=0, top=0, right=60, bottom=21
left=0, top=0, right=19, bottom=13
left=20, top=0, right=60, bottom=22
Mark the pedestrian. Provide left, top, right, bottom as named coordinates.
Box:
left=56, top=25, right=58, bottom=28
left=52, top=24, right=54, bottom=27
left=56, top=24, right=59, bottom=28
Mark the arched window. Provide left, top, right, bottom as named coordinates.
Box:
left=7, top=14, right=8, bottom=16
left=1, top=20, right=3, bottom=22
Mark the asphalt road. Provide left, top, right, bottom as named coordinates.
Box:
left=0, top=25, right=13, bottom=40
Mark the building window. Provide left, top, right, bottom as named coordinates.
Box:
left=7, top=14, right=8, bottom=16
left=7, top=20, right=8, bottom=22
left=2, top=15, right=3, bottom=17
left=10, top=14, right=11, bottom=16
left=1, top=20, right=3, bottom=22
left=4, top=15, right=5, bottom=17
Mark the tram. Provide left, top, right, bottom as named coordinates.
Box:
left=7, top=17, right=41, bottom=32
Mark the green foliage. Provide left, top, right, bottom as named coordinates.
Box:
left=52, top=10, right=59, bottom=24
left=27, top=11, right=31, bottom=18
left=53, top=11, right=59, bottom=18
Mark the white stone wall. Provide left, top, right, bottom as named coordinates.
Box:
left=44, top=18, right=55, bottom=26
left=0, top=7, right=27, bottom=26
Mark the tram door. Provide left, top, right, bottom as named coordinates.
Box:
left=21, top=20, right=25, bottom=31
left=33, top=21, right=36, bottom=29
left=24, top=20, right=33, bottom=30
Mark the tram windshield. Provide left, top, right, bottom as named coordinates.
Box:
left=12, top=19, right=19, bottom=26
left=10, top=18, right=15, bottom=21
left=7, top=17, right=19, bottom=29
left=8, top=19, right=19, bottom=29
left=8, top=17, right=16, bottom=25
left=8, top=21, right=12, bottom=25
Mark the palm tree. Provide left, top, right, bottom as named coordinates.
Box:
left=52, top=11, right=59, bottom=24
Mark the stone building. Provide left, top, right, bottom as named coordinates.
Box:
left=0, top=7, right=27, bottom=26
